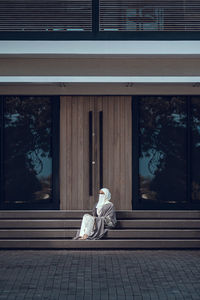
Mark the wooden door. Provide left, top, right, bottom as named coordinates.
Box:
left=60, top=96, right=132, bottom=210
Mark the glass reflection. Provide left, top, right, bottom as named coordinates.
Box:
left=139, top=96, right=187, bottom=205
left=191, top=97, right=200, bottom=202
left=4, top=96, right=52, bottom=204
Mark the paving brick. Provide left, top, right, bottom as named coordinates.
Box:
left=0, top=250, right=199, bottom=299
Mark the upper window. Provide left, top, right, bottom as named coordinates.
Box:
left=0, top=0, right=92, bottom=32
left=99, top=0, right=200, bottom=32
left=0, top=0, right=200, bottom=39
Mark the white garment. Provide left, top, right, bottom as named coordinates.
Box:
left=79, top=214, right=95, bottom=237
left=96, top=187, right=111, bottom=215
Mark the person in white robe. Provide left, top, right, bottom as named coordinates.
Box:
left=73, top=187, right=117, bottom=240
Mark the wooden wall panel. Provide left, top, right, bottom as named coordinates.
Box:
left=60, top=96, right=95, bottom=210
left=102, top=96, right=132, bottom=210
left=60, top=96, right=132, bottom=210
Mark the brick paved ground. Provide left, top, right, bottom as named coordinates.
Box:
left=0, top=250, right=199, bottom=300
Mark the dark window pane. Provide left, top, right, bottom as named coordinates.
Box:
left=191, top=96, right=200, bottom=203
left=139, top=96, right=187, bottom=206
left=3, top=96, right=53, bottom=205
left=99, top=1, right=200, bottom=32
left=0, top=0, right=92, bottom=32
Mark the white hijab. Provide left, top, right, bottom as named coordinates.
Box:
left=96, top=188, right=111, bottom=215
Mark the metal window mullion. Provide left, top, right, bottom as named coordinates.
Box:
left=0, top=97, right=4, bottom=207
left=187, top=95, right=192, bottom=204
left=92, top=0, right=99, bottom=34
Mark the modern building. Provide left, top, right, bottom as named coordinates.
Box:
left=0, top=0, right=200, bottom=248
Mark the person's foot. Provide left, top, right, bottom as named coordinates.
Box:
left=78, top=234, right=88, bottom=240
left=81, top=234, right=88, bottom=240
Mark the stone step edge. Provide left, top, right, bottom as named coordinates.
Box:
left=0, top=210, right=200, bottom=219
left=1, top=228, right=200, bottom=232
left=1, top=219, right=200, bottom=222
left=0, top=239, right=199, bottom=249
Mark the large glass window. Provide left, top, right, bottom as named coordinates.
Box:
left=99, top=1, right=200, bottom=32
left=0, top=96, right=59, bottom=209
left=137, top=95, right=199, bottom=209
left=0, top=0, right=92, bottom=32
left=191, top=96, right=200, bottom=203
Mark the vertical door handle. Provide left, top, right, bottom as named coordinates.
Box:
left=99, top=111, right=103, bottom=189
left=89, top=111, right=93, bottom=196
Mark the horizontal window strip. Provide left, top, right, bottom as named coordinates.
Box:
left=99, top=0, right=200, bottom=31
left=0, top=0, right=92, bottom=32
left=1, top=0, right=200, bottom=33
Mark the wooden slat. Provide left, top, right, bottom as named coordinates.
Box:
left=71, top=96, right=78, bottom=209
left=61, top=96, right=95, bottom=210
left=77, top=97, right=83, bottom=209
left=101, top=96, right=132, bottom=210
left=83, top=97, right=90, bottom=209
left=125, top=96, right=132, bottom=209
left=60, top=96, right=67, bottom=210
left=65, top=97, right=72, bottom=210
left=89, top=97, right=95, bottom=209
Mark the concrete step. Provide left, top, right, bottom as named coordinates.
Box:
left=0, top=210, right=200, bottom=219
left=0, top=229, right=200, bottom=239
left=0, top=239, right=199, bottom=249
left=0, top=219, right=200, bottom=229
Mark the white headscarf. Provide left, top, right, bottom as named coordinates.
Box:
left=96, top=188, right=111, bottom=215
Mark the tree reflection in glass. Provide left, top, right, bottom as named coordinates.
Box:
left=139, top=96, right=187, bottom=205
left=4, top=96, right=52, bottom=204
left=191, top=96, right=200, bottom=203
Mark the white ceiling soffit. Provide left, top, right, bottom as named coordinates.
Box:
left=0, top=76, right=200, bottom=83
left=0, top=41, right=200, bottom=57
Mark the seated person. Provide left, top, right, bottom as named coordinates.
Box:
left=73, top=187, right=117, bottom=240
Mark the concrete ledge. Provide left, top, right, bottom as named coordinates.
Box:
left=0, top=239, right=199, bottom=249
left=0, top=219, right=200, bottom=229
left=1, top=76, right=200, bottom=83
left=0, top=229, right=200, bottom=239
left=0, top=41, right=200, bottom=57
left=0, top=210, right=200, bottom=219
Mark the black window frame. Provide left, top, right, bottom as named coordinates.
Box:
left=0, top=95, right=60, bottom=210
left=0, top=0, right=200, bottom=40
left=132, top=95, right=200, bottom=210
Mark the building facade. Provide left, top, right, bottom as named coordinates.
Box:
left=1, top=0, right=200, bottom=213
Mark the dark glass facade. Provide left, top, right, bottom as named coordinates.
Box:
left=0, top=0, right=199, bottom=40
left=191, top=96, right=200, bottom=204
left=137, top=95, right=200, bottom=209
left=1, top=95, right=200, bottom=210
left=0, top=96, right=59, bottom=209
